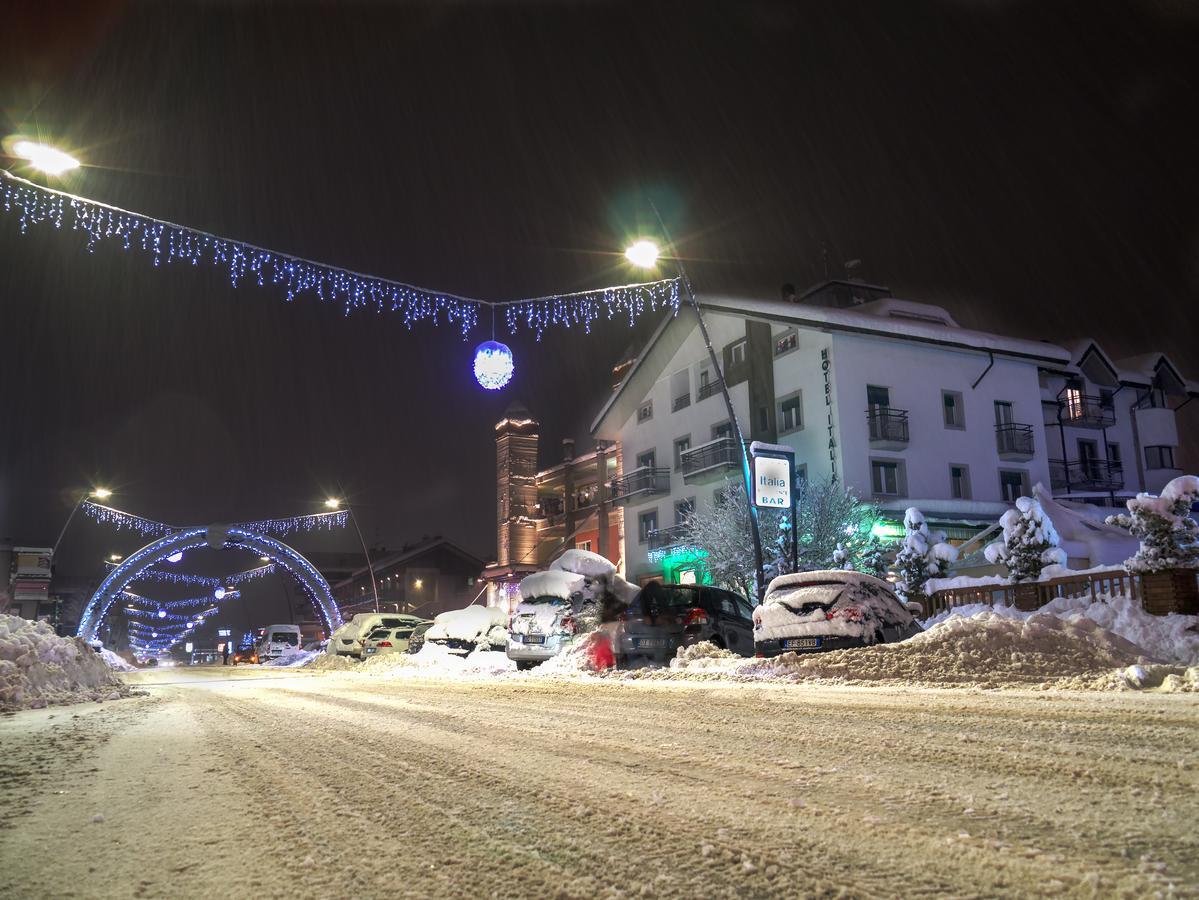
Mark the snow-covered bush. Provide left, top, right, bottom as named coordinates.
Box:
left=985, top=496, right=1068, bottom=582
left=893, top=508, right=957, bottom=604
left=1105, top=475, right=1199, bottom=574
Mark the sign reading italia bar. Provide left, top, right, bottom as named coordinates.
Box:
left=750, top=442, right=795, bottom=508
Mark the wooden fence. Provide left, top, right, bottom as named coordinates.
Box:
left=926, top=569, right=1140, bottom=620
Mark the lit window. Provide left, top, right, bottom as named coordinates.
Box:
left=774, top=329, right=798, bottom=356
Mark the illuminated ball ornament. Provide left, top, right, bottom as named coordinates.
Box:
left=473, top=340, right=515, bottom=391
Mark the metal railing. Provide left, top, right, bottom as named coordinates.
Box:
left=610, top=467, right=670, bottom=501
left=995, top=423, right=1035, bottom=456
left=867, top=407, right=909, bottom=444
left=696, top=380, right=721, bottom=402
left=672, top=393, right=691, bottom=412
left=1049, top=458, right=1124, bottom=491
left=647, top=525, right=689, bottom=551
left=1059, top=394, right=1116, bottom=427
left=680, top=437, right=740, bottom=477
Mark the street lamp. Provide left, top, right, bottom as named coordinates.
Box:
left=325, top=497, right=379, bottom=613
left=11, top=140, right=80, bottom=176
left=52, top=486, right=112, bottom=560
left=625, top=223, right=766, bottom=599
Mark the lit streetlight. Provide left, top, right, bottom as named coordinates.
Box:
left=624, top=239, right=660, bottom=269
left=325, top=496, right=379, bottom=613
left=52, top=486, right=113, bottom=560
left=11, top=140, right=80, bottom=176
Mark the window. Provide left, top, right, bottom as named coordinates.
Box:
left=712, top=421, right=734, bottom=441
left=1139, top=388, right=1167, bottom=409
left=1145, top=446, right=1175, bottom=470
left=999, top=469, right=1029, bottom=502
left=575, top=540, right=592, bottom=552
left=942, top=391, right=965, bottom=428
left=729, top=339, right=748, bottom=367
left=1108, top=443, right=1122, bottom=466
left=758, top=405, right=770, bottom=433
left=638, top=509, right=658, bottom=543
left=637, top=399, right=653, bottom=423
left=867, top=385, right=891, bottom=408
left=1064, top=380, right=1084, bottom=420
left=1099, top=389, right=1114, bottom=410
left=870, top=459, right=905, bottom=497
left=674, top=497, right=695, bottom=525
left=774, top=328, right=798, bottom=357
left=795, top=463, right=808, bottom=485
left=949, top=464, right=971, bottom=500
left=778, top=391, right=803, bottom=433
left=673, top=436, right=691, bottom=470
left=994, top=401, right=1014, bottom=426
left=636, top=449, right=656, bottom=470
left=670, top=370, right=690, bottom=411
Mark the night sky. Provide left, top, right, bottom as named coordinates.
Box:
left=2, top=0, right=1197, bottom=613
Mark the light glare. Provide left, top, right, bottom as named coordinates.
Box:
left=625, top=240, right=660, bottom=269
left=13, top=140, right=80, bottom=175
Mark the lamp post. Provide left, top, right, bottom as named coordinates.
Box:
left=626, top=221, right=766, bottom=599
left=52, top=487, right=112, bottom=561
left=325, top=497, right=379, bottom=614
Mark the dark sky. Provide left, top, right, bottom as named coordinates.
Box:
left=2, top=0, right=1197, bottom=612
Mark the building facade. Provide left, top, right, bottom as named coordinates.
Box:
left=332, top=536, right=485, bottom=620
left=588, top=282, right=1196, bottom=585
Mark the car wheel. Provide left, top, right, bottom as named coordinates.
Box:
left=516, top=660, right=536, bottom=671
left=708, top=634, right=725, bottom=650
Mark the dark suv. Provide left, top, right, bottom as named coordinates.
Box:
left=615, top=582, right=756, bottom=664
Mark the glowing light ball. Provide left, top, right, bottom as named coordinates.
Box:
left=214, top=587, right=226, bottom=600
left=473, top=341, right=515, bottom=390
left=157, top=609, right=167, bottom=619
left=166, top=551, right=184, bottom=563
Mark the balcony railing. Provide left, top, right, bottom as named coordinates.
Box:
left=610, top=466, right=670, bottom=503
left=995, top=423, right=1035, bottom=459
left=1049, top=459, right=1124, bottom=492
left=648, top=525, right=689, bottom=551
left=1059, top=395, right=1116, bottom=428
left=538, top=497, right=564, bottom=518
left=696, top=380, right=721, bottom=402
left=672, top=393, right=691, bottom=412
left=680, top=437, right=740, bottom=479
left=867, top=407, right=909, bottom=447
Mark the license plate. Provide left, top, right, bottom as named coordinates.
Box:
left=523, top=635, right=545, bottom=644
left=365, top=647, right=377, bottom=654
left=783, top=637, right=822, bottom=650
left=636, top=638, right=667, bottom=649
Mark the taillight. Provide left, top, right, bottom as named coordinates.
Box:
left=560, top=615, right=575, bottom=635
left=684, top=607, right=710, bottom=627
left=379, top=641, right=393, bottom=648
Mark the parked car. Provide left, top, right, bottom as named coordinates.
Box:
left=507, top=569, right=585, bottom=670
left=424, top=605, right=508, bottom=656
left=362, top=622, right=427, bottom=658
left=329, top=613, right=427, bottom=658
left=405, top=621, right=435, bottom=655
left=231, top=644, right=259, bottom=665
left=615, top=582, right=757, bottom=665
left=256, top=624, right=302, bottom=661
left=752, top=570, right=922, bottom=657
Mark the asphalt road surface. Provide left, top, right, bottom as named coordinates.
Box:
left=1, top=667, right=1196, bottom=898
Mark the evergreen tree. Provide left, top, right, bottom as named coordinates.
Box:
left=893, top=508, right=957, bottom=604
left=984, top=496, right=1067, bottom=582
left=1105, top=475, right=1199, bottom=574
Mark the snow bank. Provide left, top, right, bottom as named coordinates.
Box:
left=369, top=642, right=516, bottom=677
left=0, top=615, right=128, bottom=711
left=262, top=648, right=322, bottom=668
left=98, top=648, right=136, bottom=672
left=532, top=630, right=618, bottom=675
left=550, top=548, right=617, bottom=578
left=518, top=569, right=583, bottom=601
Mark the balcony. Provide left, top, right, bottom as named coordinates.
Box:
left=648, top=525, right=689, bottom=552
left=867, top=407, right=909, bottom=450
left=1059, top=395, right=1116, bottom=428
left=680, top=437, right=740, bottom=482
left=610, top=466, right=670, bottom=504
left=696, top=380, right=722, bottom=402
left=1049, top=459, right=1124, bottom=492
left=671, top=393, right=691, bottom=412
left=995, top=423, right=1035, bottom=461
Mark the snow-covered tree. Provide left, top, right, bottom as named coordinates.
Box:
left=984, top=496, right=1067, bottom=582
left=893, top=507, right=957, bottom=604
left=678, top=476, right=889, bottom=596
left=1105, top=475, right=1199, bottom=574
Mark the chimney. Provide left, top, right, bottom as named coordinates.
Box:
left=781, top=283, right=797, bottom=303
left=562, top=438, right=575, bottom=462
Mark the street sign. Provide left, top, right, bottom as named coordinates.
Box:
left=750, top=442, right=794, bottom=509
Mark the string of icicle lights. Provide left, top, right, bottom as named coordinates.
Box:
left=0, top=170, right=681, bottom=342
left=82, top=500, right=347, bottom=539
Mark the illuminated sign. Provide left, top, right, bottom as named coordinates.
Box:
left=750, top=442, right=795, bottom=509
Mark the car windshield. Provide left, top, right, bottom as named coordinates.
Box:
left=271, top=633, right=299, bottom=645
left=393, top=629, right=414, bottom=638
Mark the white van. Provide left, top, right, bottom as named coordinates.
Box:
left=257, top=624, right=302, bottom=661
left=329, top=613, right=427, bottom=658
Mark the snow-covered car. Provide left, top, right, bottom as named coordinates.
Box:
left=405, top=621, right=434, bottom=655
left=362, top=622, right=427, bottom=658
left=423, top=606, right=508, bottom=656
left=329, top=613, right=426, bottom=658
left=256, top=624, right=301, bottom=661
left=753, top=570, right=921, bottom=657
left=507, top=569, right=586, bottom=670
left=549, top=548, right=639, bottom=624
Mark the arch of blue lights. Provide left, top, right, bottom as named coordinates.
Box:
left=77, top=525, right=342, bottom=641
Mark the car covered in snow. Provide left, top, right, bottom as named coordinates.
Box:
left=615, top=582, right=757, bottom=664
left=256, top=624, right=302, bottom=661
left=752, top=570, right=921, bottom=657
left=362, top=622, right=427, bottom=658
left=329, top=613, right=427, bottom=658
left=423, top=605, right=509, bottom=656
left=507, top=569, right=586, bottom=670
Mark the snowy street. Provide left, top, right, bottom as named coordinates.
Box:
left=1, top=668, right=1196, bottom=898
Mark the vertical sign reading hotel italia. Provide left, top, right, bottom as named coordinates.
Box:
left=821, top=347, right=838, bottom=481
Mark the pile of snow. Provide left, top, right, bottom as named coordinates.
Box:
left=1034, top=484, right=1138, bottom=567
left=424, top=605, right=508, bottom=647
left=550, top=548, right=617, bottom=578
left=0, top=615, right=127, bottom=711
left=518, top=569, right=583, bottom=601
left=98, top=647, right=136, bottom=672
left=668, top=640, right=737, bottom=671
left=369, top=641, right=516, bottom=677
left=754, top=571, right=914, bottom=643
left=533, top=630, right=618, bottom=675
left=262, top=647, right=322, bottom=668
left=306, top=652, right=358, bottom=671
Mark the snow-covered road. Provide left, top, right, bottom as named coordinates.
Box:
left=1, top=666, right=1196, bottom=898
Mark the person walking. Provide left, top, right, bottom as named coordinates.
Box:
left=222, top=643, right=230, bottom=666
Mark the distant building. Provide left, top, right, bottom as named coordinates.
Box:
left=482, top=403, right=624, bottom=610
left=331, top=536, right=485, bottom=620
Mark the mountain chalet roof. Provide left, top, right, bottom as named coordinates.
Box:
left=591, top=292, right=1070, bottom=437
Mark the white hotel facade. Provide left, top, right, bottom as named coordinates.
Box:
left=589, top=281, right=1196, bottom=585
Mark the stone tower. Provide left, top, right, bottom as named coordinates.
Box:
left=494, top=403, right=539, bottom=568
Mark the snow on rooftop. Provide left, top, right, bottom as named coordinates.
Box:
left=549, top=548, right=617, bottom=578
